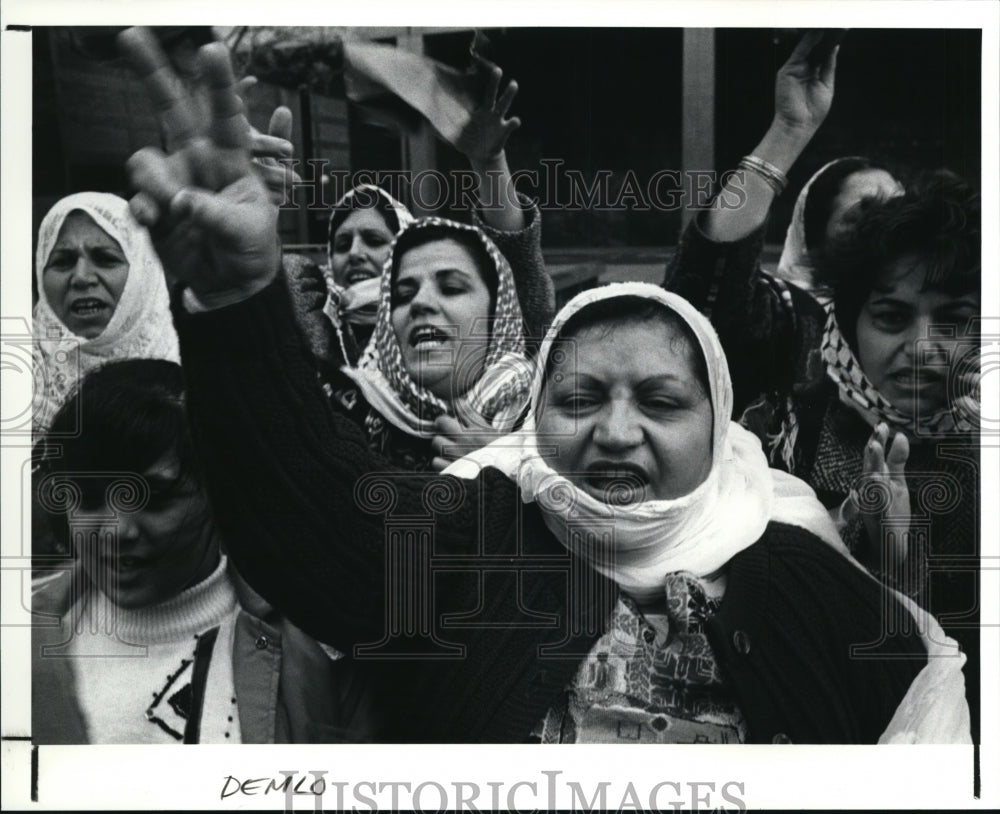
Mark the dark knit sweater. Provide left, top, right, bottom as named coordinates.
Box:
left=472, top=197, right=555, bottom=350
left=173, top=276, right=925, bottom=743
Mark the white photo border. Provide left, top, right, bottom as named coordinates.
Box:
left=2, top=1, right=997, bottom=810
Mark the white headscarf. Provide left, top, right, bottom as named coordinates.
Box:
left=776, top=157, right=884, bottom=295
left=445, top=282, right=971, bottom=743
left=32, top=192, right=179, bottom=434
left=446, top=282, right=843, bottom=602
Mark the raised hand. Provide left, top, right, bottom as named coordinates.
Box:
left=701, top=29, right=842, bottom=242
left=119, top=28, right=280, bottom=307
left=773, top=30, right=843, bottom=136
left=449, top=53, right=522, bottom=165
left=851, top=422, right=911, bottom=569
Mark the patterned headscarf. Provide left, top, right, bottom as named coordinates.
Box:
left=32, top=193, right=179, bottom=434
left=343, top=216, right=533, bottom=437
left=321, top=185, right=415, bottom=364
left=820, top=305, right=977, bottom=438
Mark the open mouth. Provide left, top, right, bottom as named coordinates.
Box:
left=345, top=268, right=378, bottom=286
left=584, top=461, right=650, bottom=501
left=69, top=298, right=109, bottom=318
left=408, top=325, right=456, bottom=349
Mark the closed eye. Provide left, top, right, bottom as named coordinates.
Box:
left=393, top=281, right=418, bottom=305
left=642, top=397, right=680, bottom=412
left=557, top=392, right=602, bottom=412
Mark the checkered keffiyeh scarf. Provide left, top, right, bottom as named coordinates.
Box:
left=819, top=306, right=976, bottom=438
left=345, top=217, right=533, bottom=437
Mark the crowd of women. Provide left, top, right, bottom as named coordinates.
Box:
left=30, top=27, right=981, bottom=746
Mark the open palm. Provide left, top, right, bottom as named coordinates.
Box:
left=774, top=31, right=842, bottom=134
left=119, top=28, right=280, bottom=305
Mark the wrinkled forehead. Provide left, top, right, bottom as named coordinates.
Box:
left=543, top=309, right=712, bottom=398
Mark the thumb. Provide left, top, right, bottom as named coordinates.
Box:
left=268, top=106, right=294, bottom=142
left=820, top=44, right=840, bottom=88
left=433, top=414, right=464, bottom=437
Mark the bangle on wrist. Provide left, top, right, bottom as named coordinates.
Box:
left=738, top=155, right=789, bottom=196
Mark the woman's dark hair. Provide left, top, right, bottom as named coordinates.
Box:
left=547, top=295, right=711, bottom=398
left=815, top=170, right=981, bottom=350
left=327, top=187, right=402, bottom=254
left=803, top=157, right=892, bottom=253
left=390, top=225, right=499, bottom=312
left=43, top=359, right=197, bottom=483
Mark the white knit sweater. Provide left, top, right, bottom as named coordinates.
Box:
left=66, top=556, right=242, bottom=744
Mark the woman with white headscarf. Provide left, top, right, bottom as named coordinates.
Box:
left=32, top=192, right=179, bottom=434
left=446, top=283, right=968, bottom=744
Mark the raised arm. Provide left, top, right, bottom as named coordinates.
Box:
left=703, top=31, right=839, bottom=241
left=118, top=28, right=498, bottom=652
left=447, top=51, right=555, bottom=342
left=663, top=31, right=840, bottom=415
left=449, top=51, right=526, bottom=233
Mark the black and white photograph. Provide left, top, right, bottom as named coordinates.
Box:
left=1, top=1, right=997, bottom=811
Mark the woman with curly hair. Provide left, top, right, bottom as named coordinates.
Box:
left=662, top=31, right=981, bottom=738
